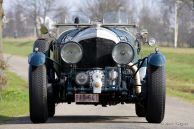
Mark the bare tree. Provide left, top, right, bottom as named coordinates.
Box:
left=139, top=7, right=165, bottom=42
left=15, top=0, right=59, bottom=37
left=0, top=0, right=7, bottom=89
left=0, top=0, right=3, bottom=49
left=160, top=0, right=194, bottom=47
left=53, top=6, right=68, bottom=23
left=78, top=0, right=130, bottom=21
left=3, top=0, right=194, bottom=47
left=3, top=10, right=15, bottom=37
left=3, top=0, right=69, bottom=38
left=137, top=0, right=194, bottom=47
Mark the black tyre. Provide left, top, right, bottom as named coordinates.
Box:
left=48, top=101, right=55, bottom=117
left=29, top=65, right=48, bottom=123
left=135, top=103, right=145, bottom=117
left=146, top=66, right=166, bottom=123
left=34, top=39, right=56, bottom=118
left=47, top=84, right=55, bottom=117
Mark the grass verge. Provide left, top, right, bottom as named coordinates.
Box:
left=3, top=38, right=34, bottom=57
left=142, top=46, right=194, bottom=103
left=167, top=88, right=194, bottom=104
left=0, top=71, right=28, bottom=122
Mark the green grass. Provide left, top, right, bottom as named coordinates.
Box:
left=0, top=71, right=28, bottom=122
left=167, top=88, right=194, bottom=104
left=3, top=38, right=34, bottom=57
left=141, top=46, right=194, bottom=103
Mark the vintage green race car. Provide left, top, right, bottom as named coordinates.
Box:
left=28, top=15, right=166, bottom=123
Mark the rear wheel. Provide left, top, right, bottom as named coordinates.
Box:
left=135, top=103, right=145, bottom=117
left=47, top=84, right=55, bottom=117
left=146, top=66, right=166, bottom=123
left=48, top=102, right=55, bottom=117
left=29, top=65, right=48, bottom=123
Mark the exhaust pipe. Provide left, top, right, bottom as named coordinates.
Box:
left=128, top=63, right=141, bottom=94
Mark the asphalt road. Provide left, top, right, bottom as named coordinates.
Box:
left=0, top=54, right=194, bottom=129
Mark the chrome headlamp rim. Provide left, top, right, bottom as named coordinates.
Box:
left=60, top=41, right=83, bottom=64
left=112, top=42, right=134, bottom=65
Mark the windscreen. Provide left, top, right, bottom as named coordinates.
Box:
left=103, top=12, right=129, bottom=24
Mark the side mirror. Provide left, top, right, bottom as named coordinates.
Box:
left=40, top=24, right=48, bottom=34
left=140, top=29, right=148, bottom=43
left=141, top=29, right=148, bottom=38
left=148, top=38, right=156, bottom=46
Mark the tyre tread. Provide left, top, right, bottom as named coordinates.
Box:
left=29, top=65, right=48, bottom=123
left=146, top=66, right=166, bottom=123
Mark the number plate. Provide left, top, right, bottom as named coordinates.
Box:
left=75, top=94, right=99, bottom=103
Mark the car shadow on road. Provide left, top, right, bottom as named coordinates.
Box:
left=0, top=115, right=147, bottom=124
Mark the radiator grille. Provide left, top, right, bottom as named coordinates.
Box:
left=77, top=38, right=116, bottom=68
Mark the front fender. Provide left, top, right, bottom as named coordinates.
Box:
left=148, top=52, right=166, bottom=67
left=28, top=52, right=46, bottom=66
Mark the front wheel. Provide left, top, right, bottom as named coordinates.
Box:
left=29, top=65, right=48, bottom=123
left=135, top=103, right=145, bottom=117
left=145, top=66, right=166, bottom=123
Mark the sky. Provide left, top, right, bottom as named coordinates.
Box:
left=3, top=0, right=81, bottom=11
left=2, top=0, right=159, bottom=11
left=2, top=0, right=160, bottom=19
left=2, top=0, right=142, bottom=11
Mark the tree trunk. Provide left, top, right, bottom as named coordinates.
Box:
left=35, top=23, right=40, bottom=38
left=0, top=0, right=3, bottom=50
left=0, top=16, right=2, bottom=50
left=0, top=0, right=4, bottom=60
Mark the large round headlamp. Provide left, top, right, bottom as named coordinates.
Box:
left=60, top=42, right=83, bottom=64
left=112, top=42, right=134, bottom=65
